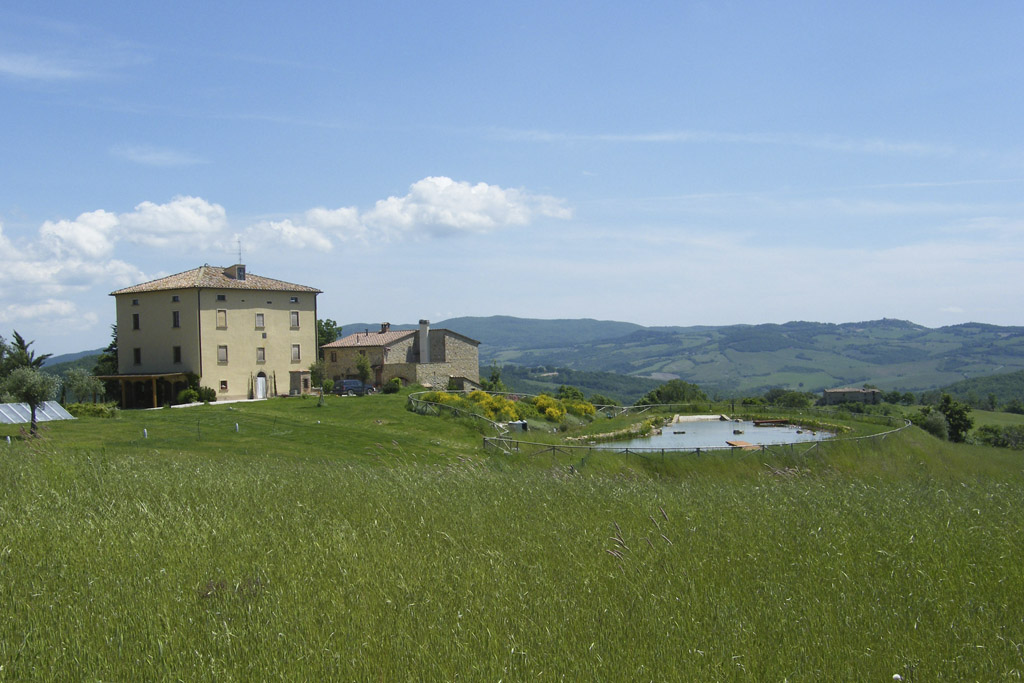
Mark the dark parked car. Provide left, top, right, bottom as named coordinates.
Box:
left=331, top=379, right=375, bottom=396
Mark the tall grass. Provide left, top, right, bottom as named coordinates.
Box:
left=1, top=397, right=1023, bottom=679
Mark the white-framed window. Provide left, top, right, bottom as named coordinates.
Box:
left=290, top=310, right=300, bottom=328
left=256, top=347, right=265, bottom=363
left=255, top=313, right=265, bottom=329
left=220, top=380, right=228, bottom=391
left=291, top=344, right=301, bottom=361
left=217, top=309, right=227, bottom=329
left=217, top=345, right=228, bottom=363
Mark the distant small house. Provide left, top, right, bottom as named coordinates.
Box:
left=822, top=387, right=882, bottom=405
left=321, top=320, right=480, bottom=389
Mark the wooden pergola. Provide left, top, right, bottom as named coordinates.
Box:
left=96, top=373, right=191, bottom=409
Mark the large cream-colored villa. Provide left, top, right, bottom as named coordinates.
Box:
left=108, top=264, right=320, bottom=407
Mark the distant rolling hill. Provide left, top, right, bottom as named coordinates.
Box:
left=341, top=316, right=1024, bottom=395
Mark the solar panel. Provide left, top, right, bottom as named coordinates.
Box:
left=0, top=401, right=76, bottom=425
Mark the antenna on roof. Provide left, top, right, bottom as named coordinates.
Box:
left=236, top=237, right=243, bottom=264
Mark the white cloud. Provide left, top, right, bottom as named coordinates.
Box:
left=305, top=206, right=365, bottom=241
left=119, top=196, right=228, bottom=248
left=496, top=127, right=956, bottom=158
left=111, top=144, right=208, bottom=167
left=0, top=298, right=80, bottom=325
left=361, top=176, right=572, bottom=237
left=0, top=52, right=92, bottom=80
left=243, top=219, right=333, bottom=252
left=39, top=209, right=119, bottom=259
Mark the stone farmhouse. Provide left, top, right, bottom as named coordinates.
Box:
left=822, top=387, right=883, bottom=406
left=322, top=320, right=480, bottom=390
left=106, top=264, right=320, bottom=407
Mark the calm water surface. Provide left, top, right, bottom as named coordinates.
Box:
left=602, top=418, right=833, bottom=450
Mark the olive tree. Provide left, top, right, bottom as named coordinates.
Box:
left=5, top=367, right=59, bottom=436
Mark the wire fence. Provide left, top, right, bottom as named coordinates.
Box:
left=407, top=389, right=910, bottom=460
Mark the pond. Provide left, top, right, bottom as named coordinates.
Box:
left=599, top=415, right=834, bottom=450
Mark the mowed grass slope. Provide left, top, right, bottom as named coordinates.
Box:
left=2, top=394, right=1024, bottom=679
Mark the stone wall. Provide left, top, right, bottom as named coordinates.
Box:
left=324, top=330, right=479, bottom=388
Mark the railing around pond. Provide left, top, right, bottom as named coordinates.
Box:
left=483, top=416, right=910, bottom=459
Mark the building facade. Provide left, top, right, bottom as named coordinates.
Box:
left=322, top=320, right=480, bottom=389
left=108, top=264, right=320, bottom=407
left=822, top=387, right=883, bottom=406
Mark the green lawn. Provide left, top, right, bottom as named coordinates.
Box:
left=971, top=408, right=1024, bottom=430
left=2, top=393, right=1023, bottom=679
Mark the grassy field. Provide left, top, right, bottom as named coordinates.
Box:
left=2, top=392, right=1024, bottom=679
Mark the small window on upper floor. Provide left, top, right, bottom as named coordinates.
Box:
left=171, top=295, right=180, bottom=303
left=217, top=309, right=227, bottom=329
left=290, top=296, right=299, bottom=303
left=132, top=298, right=139, bottom=306
left=290, top=311, right=300, bottom=328
left=217, top=294, right=227, bottom=302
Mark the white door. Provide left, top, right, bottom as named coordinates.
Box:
left=255, top=374, right=267, bottom=399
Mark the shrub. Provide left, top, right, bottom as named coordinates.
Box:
left=911, top=409, right=948, bottom=440
left=322, top=379, right=334, bottom=394
left=177, top=388, right=200, bottom=404
left=65, top=402, right=119, bottom=418
left=533, top=394, right=566, bottom=422
left=564, top=399, right=596, bottom=418
left=197, top=386, right=217, bottom=403
left=382, top=378, right=402, bottom=394
left=513, top=400, right=540, bottom=419
left=468, top=391, right=519, bottom=421
left=974, top=425, right=1024, bottom=449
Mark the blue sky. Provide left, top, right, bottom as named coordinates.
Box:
left=2, top=1, right=1023, bottom=355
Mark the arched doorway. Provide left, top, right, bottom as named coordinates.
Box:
left=255, top=372, right=268, bottom=399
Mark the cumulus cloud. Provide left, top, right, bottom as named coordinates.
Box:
left=39, top=209, right=119, bottom=259
left=119, top=196, right=227, bottom=248
left=305, top=206, right=366, bottom=241
left=300, top=177, right=572, bottom=243
left=243, top=219, right=333, bottom=252
left=0, top=298, right=91, bottom=325
left=362, top=176, right=572, bottom=237
left=0, top=178, right=571, bottom=335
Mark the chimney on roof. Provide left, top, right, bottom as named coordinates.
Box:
left=419, top=319, right=430, bottom=364
left=380, top=322, right=390, bottom=334
left=225, top=264, right=246, bottom=281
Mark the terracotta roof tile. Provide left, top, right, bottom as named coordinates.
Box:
left=110, top=265, right=321, bottom=295
left=321, top=328, right=481, bottom=349
left=321, top=329, right=417, bottom=348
